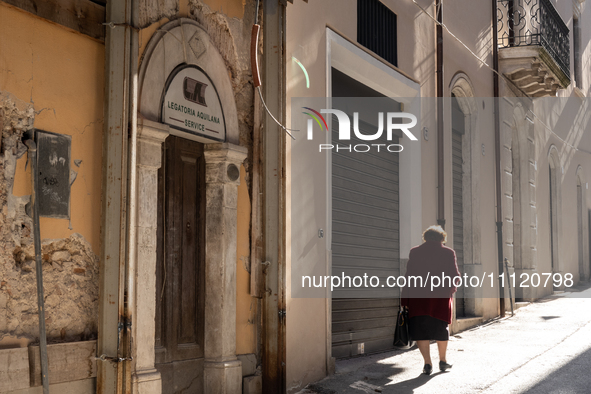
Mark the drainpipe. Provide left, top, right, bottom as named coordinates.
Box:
left=98, top=0, right=137, bottom=391
left=262, top=0, right=286, bottom=392
left=121, top=0, right=139, bottom=393
left=123, top=0, right=140, bottom=390
left=492, top=0, right=506, bottom=317
left=436, top=0, right=445, bottom=228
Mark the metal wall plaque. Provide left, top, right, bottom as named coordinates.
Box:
left=36, top=130, right=71, bottom=218
left=161, top=65, right=226, bottom=142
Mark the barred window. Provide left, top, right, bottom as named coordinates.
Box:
left=357, top=0, right=398, bottom=67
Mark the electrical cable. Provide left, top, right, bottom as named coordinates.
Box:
left=254, top=0, right=260, bottom=24
left=258, top=87, right=296, bottom=139
left=527, top=106, right=591, bottom=155
left=412, top=0, right=523, bottom=93
left=412, top=0, right=591, bottom=156
left=251, top=0, right=299, bottom=139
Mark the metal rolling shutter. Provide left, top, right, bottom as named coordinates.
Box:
left=331, top=116, right=401, bottom=359
left=452, top=96, right=465, bottom=317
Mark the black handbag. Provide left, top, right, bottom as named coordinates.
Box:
left=393, top=307, right=415, bottom=349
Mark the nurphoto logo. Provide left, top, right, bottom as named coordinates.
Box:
left=302, top=107, right=419, bottom=153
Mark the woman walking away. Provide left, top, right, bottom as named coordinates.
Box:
left=401, top=225, right=461, bottom=375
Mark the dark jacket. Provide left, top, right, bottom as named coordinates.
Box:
left=400, top=240, right=461, bottom=324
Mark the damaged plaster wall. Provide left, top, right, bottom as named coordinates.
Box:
left=1, top=1, right=105, bottom=349
left=0, top=92, right=99, bottom=346
left=139, top=0, right=180, bottom=28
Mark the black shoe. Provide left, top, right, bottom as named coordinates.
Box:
left=423, top=364, right=432, bottom=375
left=439, top=361, right=453, bottom=371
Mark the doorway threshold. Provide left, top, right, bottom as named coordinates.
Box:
left=452, top=316, right=484, bottom=334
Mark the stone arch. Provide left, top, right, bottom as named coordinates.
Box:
left=449, top=72, right=478, bottom=115
left=138, top=18, right=240, bottom=144
left=449, top=72, right=482, bottom=318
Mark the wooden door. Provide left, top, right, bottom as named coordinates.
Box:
left=155, top=135, right=205, bottom=394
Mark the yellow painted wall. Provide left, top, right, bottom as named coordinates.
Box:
left=0, top=3, right=104, bottom=253
left=139, top=18, right=169, bottom=62
left=201, top=0, right=245, bottom=19
left=236, top=165, right=256, bottom=355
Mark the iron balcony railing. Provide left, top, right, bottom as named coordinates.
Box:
left=497, top=0, right=570, bottom=79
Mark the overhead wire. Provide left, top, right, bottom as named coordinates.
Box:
left=411, top=0, right=589, bottom=155
left=258, top=87, right=297, bottom=139
left=412, top=0, right=526, bottom=95
left=252, top=0, right=298, bottom=139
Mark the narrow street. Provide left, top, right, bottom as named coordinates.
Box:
left=300, top=284, right=591, bottom=394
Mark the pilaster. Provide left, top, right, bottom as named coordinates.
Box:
left=203, top=142, right=248, bottom=394
left=132, top=119, right=169, bottom=394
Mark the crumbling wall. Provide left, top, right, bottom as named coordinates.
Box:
left=1, top=93, right=34, bottom=247
left=0, top=92, right=99, bottom=345
left=190, top=0, right=256, bottom=187
left=8, top=235, right=99, bottom=343
left=138, top=0, right=179, bottom=28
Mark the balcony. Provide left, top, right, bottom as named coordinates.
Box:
left=497, top=0, right=570, bottom=97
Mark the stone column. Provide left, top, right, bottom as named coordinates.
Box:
left=203, top=142, right=247, bottom=394
left=132, top=119, right=169, bottom=394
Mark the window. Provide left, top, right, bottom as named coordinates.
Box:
left=357, top=0, right=398, bottom=67
left=573, top=15, right=582, bottom=89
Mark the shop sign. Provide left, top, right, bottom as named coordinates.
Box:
left=162, top=66, right=226, bottom=141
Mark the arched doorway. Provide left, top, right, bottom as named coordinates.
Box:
left=449, top=73, right=481, bottom=319
left=547, top=148, right=560, bottom=280
left=451, top=93, right=466, bottom=316
left=133, top=18, right=247, bottom=394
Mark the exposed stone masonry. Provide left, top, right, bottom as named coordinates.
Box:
left=189, top=0, right=257, bottom=188
left=1, top=92, right=99, bottom=345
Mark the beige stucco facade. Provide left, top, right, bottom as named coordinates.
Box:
left=285, top=0, right=591, bottom=392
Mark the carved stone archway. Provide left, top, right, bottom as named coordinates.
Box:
left=132, top=19, right=246, bottom=394
left=138, top=18, right=240, bottom=144
left=449, top=72, right=482, bottom=318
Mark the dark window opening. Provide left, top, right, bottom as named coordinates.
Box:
left=357, top=0, right=398, bottom=67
